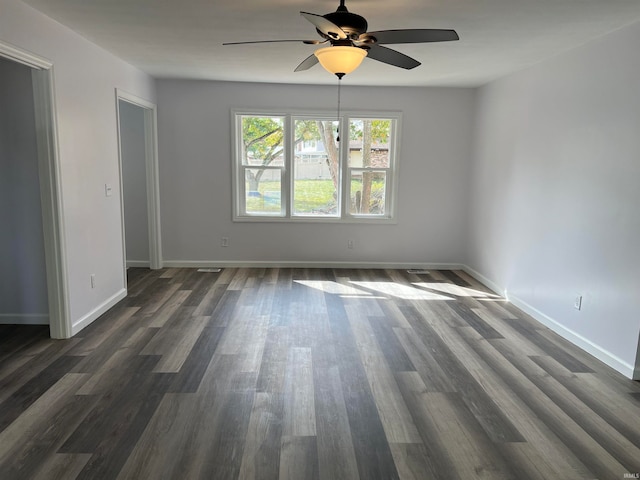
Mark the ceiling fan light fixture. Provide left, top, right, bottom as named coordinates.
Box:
left=314, top=46, right=367, bottom=77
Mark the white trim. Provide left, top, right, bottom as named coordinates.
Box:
left=1, top=41, right=72, bottom=339
left=115, top=89, right=163, bottom=271
left=461, top=265, right=504, bottom=296
left=71, top=288, right=127, bottom=335
left=0, top=41, right=50, bottom=70
left=0, top=314, right=49, bottom=325
left=462, top=266, right=638, bottom=380
left=126, top=260, right=151, bottom=268
left=162, top=260, right=465, bottom=270
left=507, top=293, right=637, bottom=380
left=231, top=109, right=401, bottom=223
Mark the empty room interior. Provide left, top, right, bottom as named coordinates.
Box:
left=1, top=0, right=640, bottom=478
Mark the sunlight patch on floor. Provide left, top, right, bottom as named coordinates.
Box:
left=349, top=281, right=453, bottom=300
left=412, top=282, right=500, bottom=298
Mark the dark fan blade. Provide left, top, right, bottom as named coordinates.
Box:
left=300, top=12, right=347, bottom=40
left=223, top=39, right=324, bottom=45
left=366, top=45, right=421, bottom=69
left=294, top=54, right=319, bottom=72
left=367, top=29, right=459, bottom=44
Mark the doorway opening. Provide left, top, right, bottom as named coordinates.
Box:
left=0, top=41, right=70, bottom=338
left=115, top=90, right=162, bottom=277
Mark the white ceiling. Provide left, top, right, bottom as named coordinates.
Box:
left=24, top=0, right=640, bottom=87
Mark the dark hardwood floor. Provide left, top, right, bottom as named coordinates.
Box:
left=1, top=267, right=639, bottom=479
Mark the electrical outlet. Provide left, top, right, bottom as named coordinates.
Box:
left=347, top=239, right=354, bottom=249
left=574, top=294, right=582, bottom=311
left=221, top=237, right=229, bottom=247
left=90, top=274, right=96, bottom=289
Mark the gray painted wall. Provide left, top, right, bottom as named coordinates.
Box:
left=156, top=80, right=475, bottom=267
left=0, top=57, right=49, bottom=324
left=119, top=100, right=149, bottom=266
left=469, top=21, right=640, bottom=378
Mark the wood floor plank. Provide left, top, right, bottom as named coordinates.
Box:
left=455, top=328, right=595, bottom=479
left=531, top=355, right=640, bottom=447
left=136, top=281, right=182, bottom=315
left=148, top=289, right=192, bottom=327
left=399, top=304, right=525, bottom=443
left=1, top=267, right=639, bottom=480
left=346, top=304, right=422, bottom=444
left=471, top=307, right=547, bottom=357
left=0, top=373, right=89, bottom=464
left=0, top=336, right=82, bottom=405
left=142, top=315, right=209, bottom=373
left=367, top=315, right=416, bottom=372
left=494, top=442, right=589, bottom=480
left=0, top=393, right=97, bottom=480
left=279, top=435, right=319, bottom=480
left=192, top=283, right=227, bottom=317
left=324, top=292, right=400, bottom=480
left=447, top=302, right=505, bottom=339
left=525, top=357, right=640, bottom=472
left=116, top=393, right=204, bottom=480
left=282, top=347, right=316, bottom=437
left=238, top=392, right=283, bottom=480
left=506, top=319, right=594, bottom=373
left=0, top=355, right=83, bottom=432
left=0, top=325, right=49, bottom=364
left=76, top=327, right=159, bottom=395
left=393, top=326, right=457, bottom=392
left=218, top=306, right=269, bottom=373
left=256, top=325, right=291, bottom=394
left=31, top=453, right=93, bottom=480
left=312, top=352, right=360, bottom=480
left=475, top=337, right=632, bottom=479
left=396, top=372, right=519, bottom=480
left=168, top=323, right=226, bottom=393
left=389, top=442, right=449, bottom=480
left=68, top=307, right=139, bottom=359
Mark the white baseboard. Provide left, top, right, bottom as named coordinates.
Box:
left=161, top=260, right=466, bottom=270
left=127, top=260, right=151, bottom=268
left=71, top=288, right=127, bottom=335
left=508, top=294, right=637, bottom=380
left=462, top=267, right=638, bottom=380
left=0, top=313, right=49, bottom=325
left=461, top=265, right=505, bottom=296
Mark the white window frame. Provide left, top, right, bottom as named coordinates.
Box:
left=231, top=108, right=401, bottom=223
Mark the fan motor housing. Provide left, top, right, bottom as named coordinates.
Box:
left=323, top=11, right=368, bottom=39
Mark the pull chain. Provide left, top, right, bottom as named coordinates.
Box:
left=336, top=77, right=341, bottom=142
left=336, top=73, right=343, bottom=142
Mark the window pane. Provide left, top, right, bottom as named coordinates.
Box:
left=350, top=170, right=386, bottom=215
left=245, top=168, right=282, bottom=214
left=293, top=119, right=339, bottom=216
left=348, top=119, right=392, bottom=168
left=241, top=116, right=284, bottom=166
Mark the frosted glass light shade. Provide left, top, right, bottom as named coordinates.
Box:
left=314, top=46, right=367, bottom=76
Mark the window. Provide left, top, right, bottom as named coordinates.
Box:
left=232, top=110, right=400, bottom=222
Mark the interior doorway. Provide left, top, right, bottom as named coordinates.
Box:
left=115, top=90, right=162, bottom=273
left=0, top=57, right=48, bottom=327
left=0, top=41, right=70, bottom=338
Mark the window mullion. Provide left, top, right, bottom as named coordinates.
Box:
left=284, top=114, right=292, bottom=218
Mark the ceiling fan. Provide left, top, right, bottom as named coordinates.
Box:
left=223, top=0, right=459, bottom=75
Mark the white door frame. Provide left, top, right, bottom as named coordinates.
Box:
left=115, top=89, right=162, bottom=271
left=0, top=41, right=71, bottom=338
